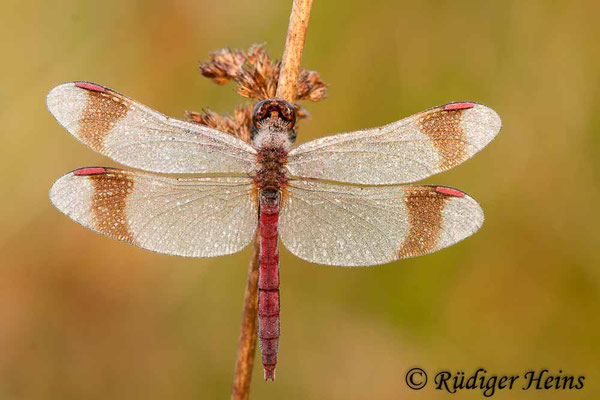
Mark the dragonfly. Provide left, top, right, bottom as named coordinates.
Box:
left=48, top=81, right=501, bottom=380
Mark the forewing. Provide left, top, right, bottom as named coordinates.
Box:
left=279, top=179, right=483, bottom=266
left=287, top=102, right=501, bottom=184
left=47, top=82, right=257, bottom=174
left=50, top=167, right=257, bottom=257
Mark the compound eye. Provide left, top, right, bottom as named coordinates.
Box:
left=276, top=101, right=296, bottom=130
left=252, top=99, right=271, bottom=128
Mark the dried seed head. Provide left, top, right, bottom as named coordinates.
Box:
left=193, top=44, right=323, bottom=143
left=296, top=69, right=327, bottom=102
left=199, top=47, right=247, bottom=85
left=185, top=106, right=253, bottom=143
left=199, top=44, right=327, bottom=102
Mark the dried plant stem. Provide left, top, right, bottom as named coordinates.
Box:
left=231, top=233, right=260, bottom=400
left=230, top=1, right=314, bottom=399
left=276, top=0, right=314, bottom=103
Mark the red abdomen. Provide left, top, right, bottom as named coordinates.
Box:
left=258, top=196, right=280, bottom=380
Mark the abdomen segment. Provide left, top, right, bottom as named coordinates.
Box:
left=258, top=196, right=281, bottom=380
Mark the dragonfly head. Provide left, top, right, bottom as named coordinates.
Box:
left=251, top=99, right=297, bottom=146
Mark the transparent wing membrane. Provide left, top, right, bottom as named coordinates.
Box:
left=279, top=179, right=483, bottom=266
left=50, top=168, right=257, bottom=257
left=47, top=82, right=257, bottom=174
left=48, top=85, right=497, bottom=264
left=287, top=102, right=501, bottom=185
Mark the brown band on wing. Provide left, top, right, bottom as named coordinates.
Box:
left=418, top=107, right=468, bottom=170
left=88, top=170, right=134, bottom=242
left=398, top=187, right=449, bottom=258
left=79, top=90, right=128, bottom=151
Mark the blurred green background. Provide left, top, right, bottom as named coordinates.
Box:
left=1, top=0, right=599, bottom=399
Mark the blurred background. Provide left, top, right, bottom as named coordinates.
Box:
left=1, top=0, right=599, bottom=399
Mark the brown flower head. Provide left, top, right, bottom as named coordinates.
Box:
left=191, top=44, right=327, bottom=143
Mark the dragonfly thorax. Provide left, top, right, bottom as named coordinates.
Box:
left=252, top=127, right=293, bottom=151
left=254, top=146, right=289, bottom=191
